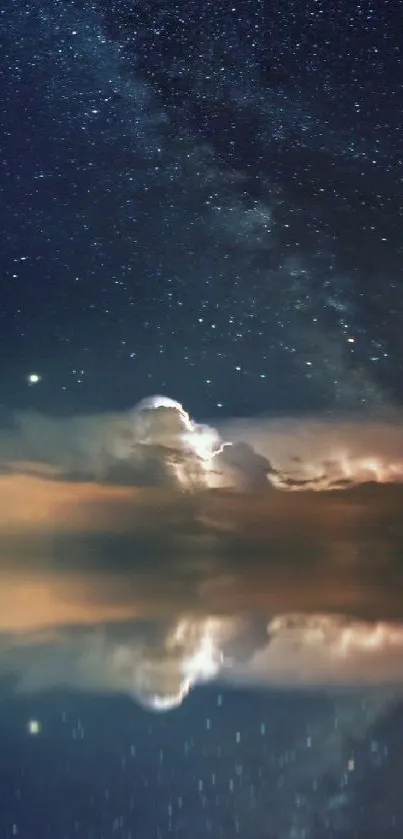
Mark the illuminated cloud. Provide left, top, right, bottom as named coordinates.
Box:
left=2, top=615, right=239, bottom=712
left=220, top=413, right=403, bottom=489
left=1, top=398, right=403, bottom=595
left=0, top=396, right=403, bottom=711
left=0, top=397, right=225, bottom=490
left=2, top=610, right=403, bottom=712
left=225, top=613, right=403, bottom=689
left=2, top=397, right=403, bottom=495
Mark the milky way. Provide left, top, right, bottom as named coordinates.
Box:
left=1, top=0, right=402, bottom=419
left=1, top=2, right=403, bottom=837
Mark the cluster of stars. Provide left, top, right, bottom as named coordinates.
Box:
left=3, top=689, right=397, bottom=839
left=0, top=0, right=401, bottom=418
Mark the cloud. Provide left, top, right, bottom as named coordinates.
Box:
left=1, top=396, right=403, bottom=506
left=225, top=613, right=403, bottom=689
left=1, top=397, right=403, bottom=711
left=1, top=397, right=403, bottom=618
left=0, top=396, right=222, bottom=489
left=0, top=615, right=239, bottom=711
left=220, top=412, right=403, bottom=489
left=3, top=398, right=403, bottom=495
left=1, top=398, right=403, bottom=576
left=2, top=611, right=403, bottom=714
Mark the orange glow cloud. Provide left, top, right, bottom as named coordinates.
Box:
left=1, top=404, right=403, bottom=710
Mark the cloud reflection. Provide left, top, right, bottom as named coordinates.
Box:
left=1, top=397, right=403, bottom=711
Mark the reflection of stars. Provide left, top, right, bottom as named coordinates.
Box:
left=27, top=373, right=41, bottom=385
left=27, top=719, right=41, bottom=735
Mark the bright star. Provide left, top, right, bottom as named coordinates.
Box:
left=27, top=719, right=41, bottom=735
left=27, top=373, right=41, bottom=385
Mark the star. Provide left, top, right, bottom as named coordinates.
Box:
left=27, top=373, right=41, bottom=385
left=27, top=719, right=41, bottom=735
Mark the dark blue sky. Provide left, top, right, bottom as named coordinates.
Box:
left=1, top=2, right=403, bottom=837
left=0, top=685, right=399, bottom=839
left=1, top=0, right=402, bottom=419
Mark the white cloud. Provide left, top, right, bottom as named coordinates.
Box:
left=2, top=615, right=239, bottom=711
left=2, top=611, right=403, bottom=712
left=224, top=613, right=403, bottom=689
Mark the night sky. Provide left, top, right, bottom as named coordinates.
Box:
left=0, top=687, right=401, bottom=839
left=1, top=0, right=402, bottom=417
left=1, top=1, right=403, bottom=838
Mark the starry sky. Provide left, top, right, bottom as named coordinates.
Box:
left=0, top=687, right=401, bottom=839
left=1, top=0, right=402, bottom=418
left=1, top=1, right=403, bottom=838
